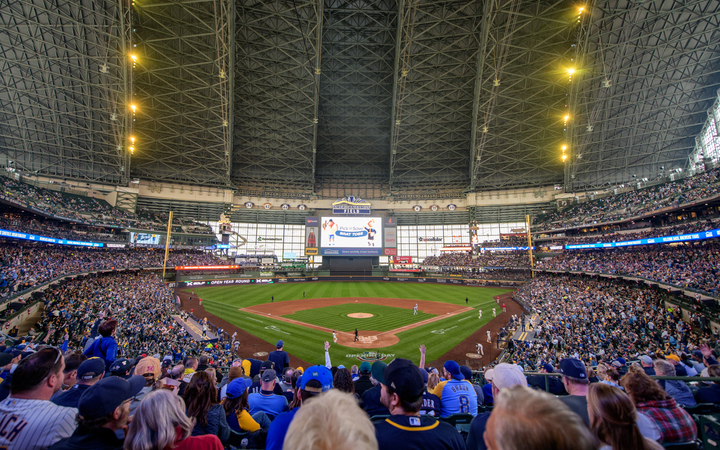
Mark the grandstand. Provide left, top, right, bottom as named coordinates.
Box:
left=2, top=1, right=720, bottom=449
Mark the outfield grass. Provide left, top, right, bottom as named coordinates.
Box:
left=196, top=281, right=512, bottom=367
left=282, top=303, right=436, bottom=332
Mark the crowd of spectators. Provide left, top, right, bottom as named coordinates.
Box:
left=534, top=167, right=720, bottom=231
left=422, top=251, right=531, bottom=269
left=0, top=176, right=215, bottom=235
left=505, top=274, right=715, bottom=372
left=537, top=217, right=719, bottom=248
left=537, top=242, right=720, bottom=295
left=0, top=213, right=127, bottom=243
left=0, top=244, right=222, bottom=300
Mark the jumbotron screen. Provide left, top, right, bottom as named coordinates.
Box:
left=319, top=217, right=382, bottom=256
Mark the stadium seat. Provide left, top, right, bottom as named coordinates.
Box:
left=369, top=414, right=391, bottom=423
left=440, top=413, right=474, bottom=436
left=226, top=430, right=250, bottom=448
left=661, top=442, right=698, bottom=450
left=700, top=415, right=720, bottom=449
left=684, top=403, right=720, bottom=416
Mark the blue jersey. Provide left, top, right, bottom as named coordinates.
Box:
left=432, top=379, right=478, bottom=417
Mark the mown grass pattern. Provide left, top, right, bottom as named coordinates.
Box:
left=197, top=281, right=512, bottom=367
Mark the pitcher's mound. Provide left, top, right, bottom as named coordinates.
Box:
left=348, top=313, right=374, bottom=318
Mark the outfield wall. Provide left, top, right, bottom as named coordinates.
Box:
left=168, top=275, right=523, bottom=288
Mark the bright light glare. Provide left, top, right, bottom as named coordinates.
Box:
left=567, top=68, right=575, bottom=75
left=562, top=145, right=567, bottom=151
left=130, top=54, right=138, bottom=61
left=130, top=104, right=137, bottom=112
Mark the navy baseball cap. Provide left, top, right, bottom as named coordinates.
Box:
left=299, top=365, right=333, bottom=393
left=78, top=375, right=145, bottom=419
left=78, top=358, right=106, bottom=380
left=109, top=358, right=137, bottom=375
left=226, top=377, right=253, bottom=399
left=444, top=361, right=464, bottom=380
left=261, top=369, right=277, bottom=383
left=558, top=358, right=587, bottom=379
left=359, top=361, right=371, bottom=373
left=371, top=361, right=388, bottom=385
left=383, top=358, right=424, bottom=402
left=419, top=367, right=429, bottom=384
left=459, top=365, right=473, bottom=382
left=541, top=363, right=554, bottom=373
left=276, top=340, right=284, bottom=348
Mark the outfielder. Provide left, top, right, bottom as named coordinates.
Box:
left=413, top=304, right=418, bottom=315
left=492, top=308, right=496, bottom=317
left=478, top=309, right=482, bottom=319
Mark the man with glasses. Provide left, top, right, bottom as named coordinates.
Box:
left=0, top=347, right=78, bottom=450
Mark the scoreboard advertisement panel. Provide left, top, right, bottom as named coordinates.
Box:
left=319, top=216, right=383, bottom=256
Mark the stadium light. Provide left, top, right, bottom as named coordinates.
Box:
left=130, top=104, right=137, bottom=113
left=567, top=68, right=575, bottom=75
left=130, top=54, right=138, bottom=62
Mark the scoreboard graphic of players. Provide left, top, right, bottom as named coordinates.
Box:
left=304, top=216, right=396, bottom=256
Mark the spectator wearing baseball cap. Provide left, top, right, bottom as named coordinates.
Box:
left=48, top=375, right=145, bottom=450
left=466, top=363, right=527, bottom=450
left=248, top=368, right=288, bottom=420
left=460, top=365, right=485, bottom=407
left=129, top=356, right=161, bottom=415
left=527, top=362, right=566, bottom=396
left=375, top=358, right=465, bottom=450
left=53, top=357, right=105, bottom=408
left=638, top=355, right=656, bottom=376
left=361, top=361, right=390, bottom=417
left=250, top=360, right=284, bottom=395
left=222, top=377, right=272, bottom=435
left=557, top=358, right=590, bottom=426
left=267, top=340, right=290, bottom=371
left=664, top=354, right=689, bottom=376
left=432, top=360, right=478, bottom=417
left=354, top=361, right=374, bottom=397
left=266, top=365, right=333, bottom=450
left=109, top=358, right=136, bottom=379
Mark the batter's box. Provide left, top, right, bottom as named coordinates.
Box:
left=359, top=335, right=378, bottom=344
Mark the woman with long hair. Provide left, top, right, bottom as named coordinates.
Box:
left=620, top=370, right=697, bottom=444
left=333, top=368, right=356, bottom=395
left=587, top=383, right=663, bottom=450
left=124, top=389, right=222, bottom=450
left=183, top=371, right=230, bottom=444
left=221, top=377, right=271, bottom=432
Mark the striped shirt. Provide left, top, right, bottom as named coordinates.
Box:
left=0, top=397, right=77, bottom=450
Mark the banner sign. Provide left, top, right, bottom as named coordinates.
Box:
left=480, top=247, right=533, bottom=251
left=172, top=276, right=520, bottom=288
left=0, top=228, right=104, bottom=247
left=332, top=196, right=371, bottom=215
left=175, top=265, right=239, bottom=270
left=565, top=228, right=720, bottom=249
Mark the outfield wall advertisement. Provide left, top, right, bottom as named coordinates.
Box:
left=173, top=276, right=522, bottom=287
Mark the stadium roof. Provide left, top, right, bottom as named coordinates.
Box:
left=1, top=0, right=719, bottom=198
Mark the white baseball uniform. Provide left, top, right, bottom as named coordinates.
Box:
left=0, top=397, right=77, bottom=450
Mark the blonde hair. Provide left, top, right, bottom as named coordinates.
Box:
left=124, top=389, right=195, bottom=450
left=427, top=372, right=440, bottom=391
left=284, top=390, right=377, bottom=450
left=487, top=385, right=597, bottom=450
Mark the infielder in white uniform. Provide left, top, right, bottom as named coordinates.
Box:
left=332, top=331, right=338, bottom=344
left=476, top=343, right=484, bottom=356
left=0, top=348, right=77, bottom=450
left=492, top=308, right=496, bottom=317
left=413, top=304, right=418, bottom=315
left=486, top=330, right=492, bottom=343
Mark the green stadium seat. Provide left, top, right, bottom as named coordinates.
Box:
left=440, top=413, right=474, bottom=435
left=661, top=442, right=697, bottom=450
left=700, top=415, right=720, bottom=450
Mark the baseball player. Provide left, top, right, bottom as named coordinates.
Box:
left=478, top=309, right=482, bottom=319
left=364, top=219, right=377, bottom=246
left=492, top=308, right=496, bottom=317
left=476, top=343, right=484, bottom=356
left=332, top=331, right=338, bottom=344
left=486, top=330, right=492, bottom=343
left=502, top=303, right=506, bottom=313
left=413, top=304, right=418, bottom=315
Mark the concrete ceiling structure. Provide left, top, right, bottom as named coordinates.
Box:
left=1, top=0, right=719, bottom=199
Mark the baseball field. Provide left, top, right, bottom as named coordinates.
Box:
left=191, top=281, right=513, bottom=368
